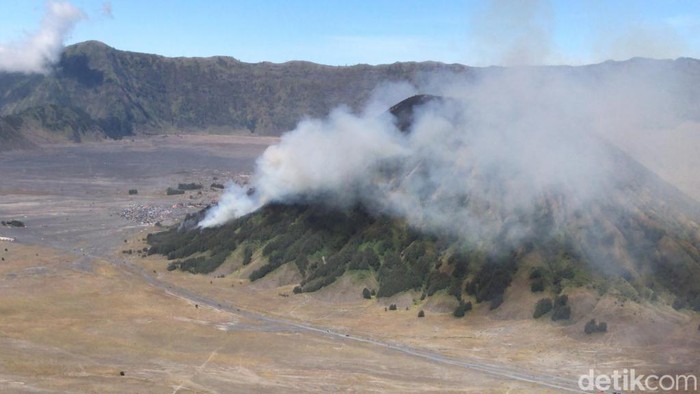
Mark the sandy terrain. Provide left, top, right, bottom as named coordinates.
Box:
left=0, top=135, right=698, bottom=393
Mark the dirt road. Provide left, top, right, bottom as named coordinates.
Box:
left=3, top=136, right=694, bottom=393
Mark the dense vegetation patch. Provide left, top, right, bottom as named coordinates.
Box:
left=147, top=203, right=542, bottom=305
left=1, top=220, right=25, bottom=228
left=584, top=319, right=607, bottom=334
left=533, top=294, right=572, bottom=320
left=146, top=195, right=700, bottom=314
left=533, top=298, right=553, bottom=318
left=166, top=187, right=185, bottom=195
left=178, top=183, right=203, bottom=191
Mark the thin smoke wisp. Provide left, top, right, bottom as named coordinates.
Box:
left=0, top=1, right=85, bottom=74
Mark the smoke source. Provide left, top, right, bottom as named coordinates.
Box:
left=198, top=108, right=410, bottom=227
left=0, top=1, right=85, bottom=74
left=199, top=62, right=695, bottom=246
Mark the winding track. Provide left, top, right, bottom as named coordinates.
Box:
left=0, top=138, right=588, bottom=392
left=109, top=253, right=585, bottom=393
left=10, top=222, right=584, bottom=392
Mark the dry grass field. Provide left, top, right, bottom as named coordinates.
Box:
left=1, top=136, right=698, bottom=393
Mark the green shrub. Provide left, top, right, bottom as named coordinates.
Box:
left=530, top=278, right=545, bottom=292
left=349, top=248, right=380, bottom=271
left=448, top=251, right=470, bottom=278
left=178, top=257, right=206, bottom=273
left=178, top=183, right=203, bottom=190
left=426, top=271, right=452, bottom=296
left=448, top=279, right=462, bottom=300
left=549, top=294, right=571, bottom=320
left=166, top=187, right=185, bottom=195
left=453, top=300, right=472, bottom=317
left=691, top=295, right=700, bottom=312
left=301, top=275, right=337, bottom=292
left=584, top=319, right=596, bottom=334
left=294, top=255, right=309, bottom=275
left=377, top=252, right=421, bottom=297
left=554, top=294, right=568, bottom=307
left=402, top=241, right=426, bottom=266
left=174, top=250, right=229, bottom=274
left=551, top=305, right=571, bottom=321
left=584, top=319, right=608, bottom=334
left=471, top=255, right=517, bottom=303
left=249, top=250, right=287, bottom=281
left=672, top=298, right=686, bottom=311
left=489, top=294, right=504, bottom=310
left=3, top=220, right=25, bottom=227
left=533, top=298, right=553, bottom=318
left=242, top=246, right=253, bottom=265
left=465, top=280, right=477, bottom=296
left=529, top=267, right=545, bottom=279
left=262, top=234, right=296, bottom=257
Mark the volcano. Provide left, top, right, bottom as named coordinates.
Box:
left=147, top=95, right=700, bottom=315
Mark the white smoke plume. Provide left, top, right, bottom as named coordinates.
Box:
left=199, top=62, right=695, bottom=243
left=198, top=108, right=410, bottom=227
left=0, top=1, right=85, bottom=74
left=200, top=0, right=699, bottom=243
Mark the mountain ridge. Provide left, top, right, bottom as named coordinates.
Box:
left=2, top=41, right=700, bottom=145
left=0, top=40, right=472, bottom=139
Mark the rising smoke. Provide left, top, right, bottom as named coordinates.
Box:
left=0, top=1, right=85, bottom=74
left=199, top=62, right=693, bottom=247
left=199, top=0, right=699, bottom=248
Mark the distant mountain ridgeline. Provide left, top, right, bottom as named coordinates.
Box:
left=2, top=41, right=700, bottom=149
left=0, top=40, right=467, bottom=144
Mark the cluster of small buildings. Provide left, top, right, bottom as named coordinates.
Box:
left=118, top=202, right=210, bottom=225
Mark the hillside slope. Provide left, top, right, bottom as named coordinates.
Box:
left=0, top=41, right=468, bottom=138
left=147, top=96, right=700, bottom=316
left=2, top=42, right=700, bottom=141
left=0, top=117, right=35, bottom=151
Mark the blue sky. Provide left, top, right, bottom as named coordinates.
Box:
left=1, top=0, right=699, bottom=66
